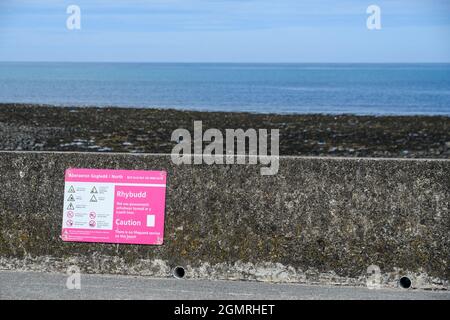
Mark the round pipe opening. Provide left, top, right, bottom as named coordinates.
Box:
left=399, top=276, right=412, bottom=289
left=172, top=266, right=186, bottom=279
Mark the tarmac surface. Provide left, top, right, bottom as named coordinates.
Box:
left=0, top=271, right=448, bottom=300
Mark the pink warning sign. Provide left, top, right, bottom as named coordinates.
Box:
left=61, top=168, right=167, bottom=245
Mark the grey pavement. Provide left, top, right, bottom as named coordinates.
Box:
left=0, top=270, right=448, bottom=300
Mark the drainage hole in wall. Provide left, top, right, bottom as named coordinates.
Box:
left=399, top=276, right=412, bottom=289
left=173, top=266, right=186, bottom=279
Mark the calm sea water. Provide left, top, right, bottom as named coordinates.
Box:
left=0, top=62, right=449, bottom=115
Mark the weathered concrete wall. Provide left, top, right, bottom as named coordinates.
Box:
left=0, top=151, right=448, bottom=289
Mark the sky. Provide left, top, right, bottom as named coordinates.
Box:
left=0, top=0, right=450, bottom=62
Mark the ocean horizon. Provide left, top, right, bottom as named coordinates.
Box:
left=1, top=62, right=450, bottom=116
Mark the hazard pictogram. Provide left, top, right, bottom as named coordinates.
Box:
left=68, top=186, right=75, bottom=193
left=67, top=194, right=75, bottom=202
left=67, top=203, right=74, bottom=210
left=91, top=187, right=98, bottom=194
left=90, top=195, right=97, bottom=202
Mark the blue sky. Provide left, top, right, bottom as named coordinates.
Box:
left=0, top=0, right=449, bottom=62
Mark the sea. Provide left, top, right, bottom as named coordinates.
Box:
left=0, top=62, right=449, bottom=115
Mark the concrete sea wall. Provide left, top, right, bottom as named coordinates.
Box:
left=0, top=151, right=448, bottom=289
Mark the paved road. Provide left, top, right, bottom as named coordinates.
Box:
left=0, top=271, right=448, bottom=300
